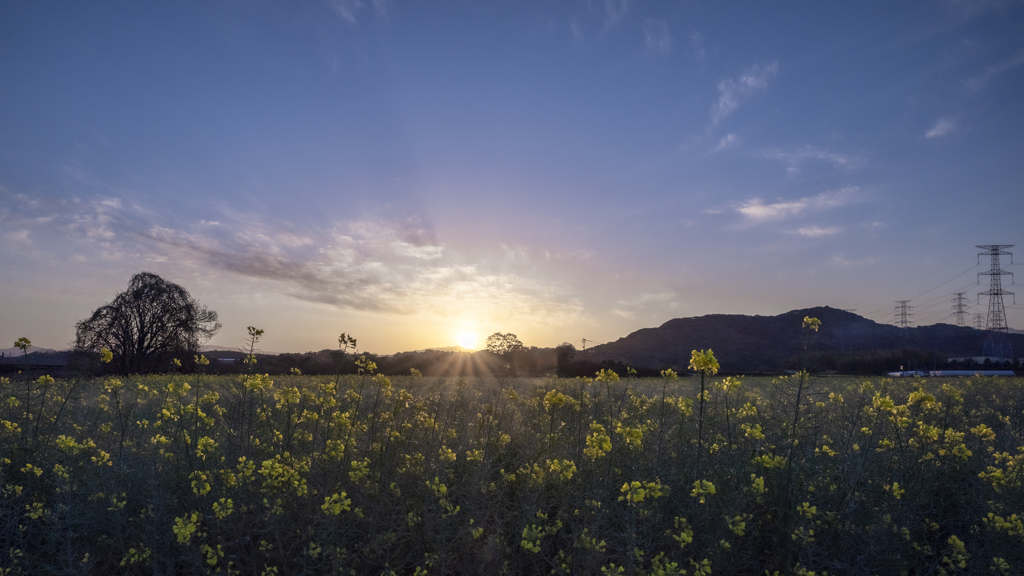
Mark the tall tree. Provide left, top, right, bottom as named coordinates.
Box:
left=74, top=272, right=220, bottom=373
left=485, top=333, right=525, bottom=359
left=486, top=333, right=526, bottom=375
left=555, top=342, right=577, bottom=374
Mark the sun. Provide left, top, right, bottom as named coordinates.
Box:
left=456, top=330, right=479, bottom=351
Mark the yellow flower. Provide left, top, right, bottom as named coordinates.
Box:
left=172, top=513, right=200, bottom=544
left=321, top=493, right=351, bottom=516
left=689, top=350, right=719, bottom=376
left=213, top=498, right=234, bottom=519
left=691, top=480, right=716, bottom=503
left=544, top=389, right=566, bottom=409
left=100, top=348, right=113, bottom=363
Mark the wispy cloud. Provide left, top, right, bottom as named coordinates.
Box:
left=325, top=0, right=363, bottom=23
left=831, top=253, right=875, bottom=267
left=0, top=189, right=583, bottom=324
left=569, top=16, right=583, bottom=41
left=712, top=133, right=739, bottom=153
left=925, top=118, right=957, bottom=139
left=737, top=199, right=805, bottom=221
left=948, top=0, right=1007, bottom=14
left=964, top=48, right=1024, bottom=92
left=735, top=187, right=859, bottom=222
left=642, top=19, right=672, bottom=55
left=604, top=0, right=629, bottom=29
left=712, top=62, right=778, bottom=123
left=690, top=32, right=706, bottom=62
left=5, top=229, right=30, bottom=246
left=618, top=292, right=677, bottom=307
left=611, top=292, right=677, bottom=320
left=760, top=145, right=863, bottom=175
left=158, top=222, right=583, bottom=323
left=790, top=225, right=841, bottom=237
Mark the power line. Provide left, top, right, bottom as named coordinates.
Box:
left=860, top=264, right=980, bottom=320
left=907, top=280, right=983, bottom=316
left=906, top=263, right=981, bottom=302
left=865, top=276, right=982, bottom=324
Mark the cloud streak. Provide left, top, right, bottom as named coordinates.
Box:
left=712, top=133, right=739, bottom=152
left=790, top=225, right=841, bottom=237
left=603, top=0, right=629, bottom=29
left=325, top=0, right=363, bottom=23
left=925, top=118, right=957, bottom=139
left=964, top=49, right=1024, bottom=92
left=712, top=62, right=778, bottom=123
left=735, top=187, right=859, bottom=222
left=690, top=32, right=706, bottom=62
left=642, top=19, right=672, bottom=55
left=610, top=292, right=678, bottom=321
left=0, top=189, right=584, bottom=325
left=760, top=146, right=864, bottom=175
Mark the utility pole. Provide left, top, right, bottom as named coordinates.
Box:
left=973, top=314, right=986, bottom=330
left=976, top=245, right=1015, bottom=358
left=894, top=300, right=913, bottom=329
left=581, top=338, right=591, bottom=351
left=950, top=292, right=970, bottom=327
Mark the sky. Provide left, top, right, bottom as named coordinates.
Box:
left=1, top=0, right=1023, bottom=355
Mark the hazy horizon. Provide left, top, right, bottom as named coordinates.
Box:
left=2, top=1, right=1021, bottom=354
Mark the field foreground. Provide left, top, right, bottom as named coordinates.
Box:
left=1, top=371, right=1023, bottom=575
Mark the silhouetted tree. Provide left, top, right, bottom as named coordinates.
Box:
left=555, top=342, right=577, bottom=375
left=74, top=272, right=220, bottom=373
left=486, top=332, right=524, bottom=374
left=485, top=333, right=524, bottom=358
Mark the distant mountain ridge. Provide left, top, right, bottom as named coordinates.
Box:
left=415, top=345, right=477, bottom=353
left=0, top=346, right=59, bottom=357
left=585, top=306, right=1023, bottom=372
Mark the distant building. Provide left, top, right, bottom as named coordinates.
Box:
left=928, top=370, right=1015, bottom=377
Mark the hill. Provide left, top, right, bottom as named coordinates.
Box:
left=0, top=348, right=68, bottom=366
left=414, top=345, right=477, bottom=353
left=0, top=346, right=59, bottom=357
left=584, top=306, right=1023, bottom=372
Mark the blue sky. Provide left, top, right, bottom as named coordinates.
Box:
left=1, top=0, right=1022, bottom=354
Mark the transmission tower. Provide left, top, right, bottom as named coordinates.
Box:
left=894, top=300, right=913, bottom=329
left=973, top=314, right=986, bottom=330
left=950, top=292, right=970, bottom=327
left=976, top=245, right=1015, bottom=358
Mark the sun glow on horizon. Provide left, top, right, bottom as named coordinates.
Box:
left=456, top=330, right=480, bottom=351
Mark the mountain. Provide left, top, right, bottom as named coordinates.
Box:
left=0, top=346, right=60, bottom=357
left=584, top=306, right=1023, bottom=372
left=417, top=345, right=477, bottom=353
left=201, top=345, right=285, bottom=355
left=0, top=347, right=69, bottom=367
